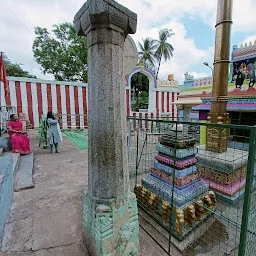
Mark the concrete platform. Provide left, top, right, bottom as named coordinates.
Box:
left=197, top=145, right=248, bottom=172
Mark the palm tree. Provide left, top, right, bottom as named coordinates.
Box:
left=138, top=37, right=157, bottom=69
left=154, top=28, right=175, bottom=79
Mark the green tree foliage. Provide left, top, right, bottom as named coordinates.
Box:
left=3, top=54, right=36, bottom=78
left=131, top=72, right=149, bottom=98
left=131, top=73, right=149, bottom=111
left=33, top=22, right=88, bottom=82
left=137, top=29, right=174, bottom=78
left=132, top=29, right=174, bottom=111
left=154, top=28, right=175, bottom=79
left=138, top=38, right=157, bottom=70
left=133, top=91, right=149, bottom=112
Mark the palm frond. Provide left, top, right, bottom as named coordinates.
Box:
left=137, top=37, right=157, bottom=69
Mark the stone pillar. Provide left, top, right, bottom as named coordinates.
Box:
left=183, top=107, right=191, bottom=122
left=74, top=1, right=139, bottom=255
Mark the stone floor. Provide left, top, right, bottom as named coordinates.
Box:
left=0, top=131, right=166, bottom=256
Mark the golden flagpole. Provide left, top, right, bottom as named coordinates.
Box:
left=206, top=0, right=233, bottom=153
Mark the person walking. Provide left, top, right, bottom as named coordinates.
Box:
left=46, top=112, right=62, bottom=154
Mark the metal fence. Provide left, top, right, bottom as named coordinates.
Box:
left=127, top=117, right=256, bottom=256
left=0, top=106, right=16, bottom=136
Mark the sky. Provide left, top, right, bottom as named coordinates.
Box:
left=0, top=0, right=256, bottom=84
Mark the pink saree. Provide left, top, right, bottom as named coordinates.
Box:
left=7, top=120, right=31, bottom=155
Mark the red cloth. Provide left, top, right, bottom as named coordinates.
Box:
left=0, top=52, right=10, bottom=97
left=7, top=120, right=31, bottom=155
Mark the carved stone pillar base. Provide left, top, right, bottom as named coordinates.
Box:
left=83, top=191, right=139, bottom=256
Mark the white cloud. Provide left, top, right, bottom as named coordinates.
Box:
left=0, top=0, right=255, bottom=83
left=131, top=20, right=212, bottom=83
left=233, top=0, right=256, bottom=33
left=190, top=72, right=209, bottom=79
left=242, top=36, right=256, bottom=45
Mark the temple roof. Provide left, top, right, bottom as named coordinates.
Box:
left=192, top=96, right=256, bottom=112
left=232, top=43, right=256, bottom=62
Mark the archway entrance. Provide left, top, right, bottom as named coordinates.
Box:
left=127, top=66, right=157, bottom=114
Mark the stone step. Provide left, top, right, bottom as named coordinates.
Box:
left=14, top=153, right=35, bottom=192
left=0, top=137, right=11, bottom=152
left=0, top=148, right=3, bottom=156
left=3, top=152, right=20, bottom=175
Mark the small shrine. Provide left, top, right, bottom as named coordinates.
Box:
left=135, top=128, right=216, bottom=240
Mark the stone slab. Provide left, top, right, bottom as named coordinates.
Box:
left=32, top=199, right=83, bottom=251
left=215, top=200, right=243, bottom=227
left=6, top=189, right=35, bottom=224
left=138, top=228, right=167, bottom=256
left=15, top=153, right=34, bottom=192
left=4, top=152, right=20, bottom=175
left=0, top=156, right=13, bottom=247
left=8, top=253, right=34, bottom=256
left=197, top=145, right=248, bottom=172
left=1, top=216, right=33, bottom=252
left=139, top=209, right=216, bottom=253
left=35, top=241, right=89, bottom=256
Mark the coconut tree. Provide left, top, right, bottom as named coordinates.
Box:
left=130, top=38, right=156, bottom=111
left=138, top=37, right=157, bottom=69
left=154, top=28, right=175, bottom=79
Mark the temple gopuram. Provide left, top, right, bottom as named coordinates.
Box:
left=176, top=41, right=256, bottom=150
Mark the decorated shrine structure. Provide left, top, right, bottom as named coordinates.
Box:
left=135, top=128, right=216, bottom=240
left=197, top=146, right=248, bottom=205
left=176, top=41, right=256, bottom=147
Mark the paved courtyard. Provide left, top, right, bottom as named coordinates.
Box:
left=0, top=131, right=165, bottom=256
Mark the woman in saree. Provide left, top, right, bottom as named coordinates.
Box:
left=47, top=112, right=62, bottom=154
left=7, top=114, right=31, bottom=154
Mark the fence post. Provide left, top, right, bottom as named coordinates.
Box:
left=238, top=126, right=256, bottom=256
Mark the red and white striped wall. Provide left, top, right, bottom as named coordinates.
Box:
left=1, top=77, right=88, bottom=129
left=126, top=89, right=179, bottom=118
left=126, top=89, right=179, bottom=130
left=1, top=77, right=178, bottom=130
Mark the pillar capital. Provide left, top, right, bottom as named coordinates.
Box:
left=74, top=0, right=137, bottom=45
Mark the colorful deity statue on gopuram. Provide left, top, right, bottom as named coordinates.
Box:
left=231, top=42, right=256, bottom=89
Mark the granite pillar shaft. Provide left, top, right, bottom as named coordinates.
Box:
left=74, top=1, right=139, bottom=255
left=183, top=107, right=191, bottom=122
left=87, top=28, right=129, bottom=199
